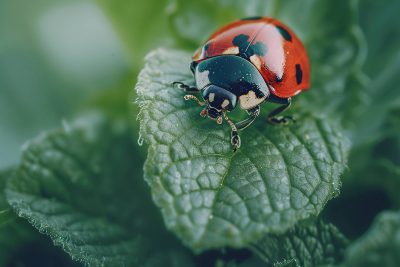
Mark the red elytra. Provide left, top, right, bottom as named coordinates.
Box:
left=192, top=17, right=310, bottom=99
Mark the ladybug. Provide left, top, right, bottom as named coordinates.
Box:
left=173, top=16, right=310, bottom=151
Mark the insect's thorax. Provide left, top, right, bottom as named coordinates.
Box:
left=194, top=55, right=270, bottom=110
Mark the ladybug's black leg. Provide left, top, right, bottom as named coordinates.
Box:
left=235, top=105, right=261, bottom=130
left=223, top=113, right=240, bottom=151
left=266, top=96, right=294, bottom=125
left=172, top=82, right=200, bottom=94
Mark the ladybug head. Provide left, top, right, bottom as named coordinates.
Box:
left=202, top=85, right=237, bottom=124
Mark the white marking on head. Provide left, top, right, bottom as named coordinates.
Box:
left=195, top=70, right=210, bottom=89
left=209, top=93, right=215, bottom=102
left=221, top=99, right=230, bottom=108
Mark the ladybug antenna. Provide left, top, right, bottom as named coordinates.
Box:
left=184, top=95, right=206, bottom=106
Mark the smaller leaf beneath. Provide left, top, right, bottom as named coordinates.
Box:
left=342, top=211, right=400, bottom=267
left=251, top=220, right=348, bottom=267
left=6, top=114, right=195, bottom=267
left=0, top=168, right=80, bottom=266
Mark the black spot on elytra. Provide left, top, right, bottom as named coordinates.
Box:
left=295, top=64, right=303, bottom=84
left=232, top=34, right=250, bottom=55
left=241, top=16, right=262, bottom=21
left=276, top=25, right=292, bottom=41
left=232, top=34, right=267, bottom=58
left=248, top=41, right=267, bottom=57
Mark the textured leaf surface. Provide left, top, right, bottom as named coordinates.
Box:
left=252, top=220, right=348, bottom=266
left=1, top=168, right=80, bottom=267
left=342, top=211, right=400, bottom=267
left=6, top=114, right=194, bottom=267
left=136, top=49, right=349, bottom=251
left=0, top=169, right=27, bottom=265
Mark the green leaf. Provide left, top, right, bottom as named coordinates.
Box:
left=168, top=0, right=367, bottom=127
left=0, top=219, right=81, bottom=267
left=6, top=114, right=195, bottom=266
left=0, top=168, right=80, bottom=266
left=0, top=169, right=29, bottom=264
left=341, top=211, right=400, bottom=267
left=136, top=49, right=350, bottom=251
left=251, top=220, right=348, bottom=267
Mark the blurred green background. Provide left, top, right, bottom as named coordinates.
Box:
left=1, top=0, right=128, bottom=168
left=0, top=0, right=399, bottom=265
